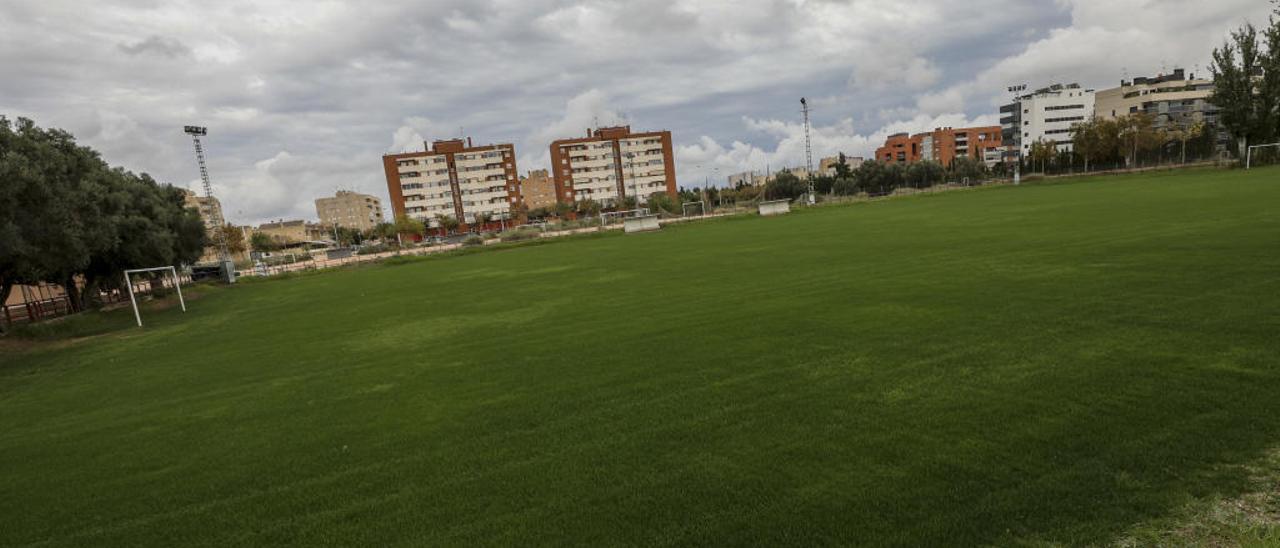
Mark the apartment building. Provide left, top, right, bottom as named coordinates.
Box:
left=727, top=171, right=768, bottom=187
left=181, top=189, right=232, bottom=263
left=519, top=169, right=557, bottom=210
left=549, top=126, right=677, bottom=206
left=1095, top=69, right=1221, bottom=136
left=382, top=138, right=520, bottom=231
left=315, top=190, right=384, bottom=232
left=875, top=126, right=1003, bottom=166
left=1001, top=83, right=1095, bottom=157
left=819, top=155, right=865, bottom=176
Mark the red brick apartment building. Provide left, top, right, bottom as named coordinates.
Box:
left=875, top=126, right=1004, bottom=166
left=382, top=138, right=521, bottom=233
left=549, top=126, right=677, bottom=206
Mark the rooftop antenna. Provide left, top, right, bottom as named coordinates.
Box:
left=800, top=98, right=815, bottom=205
left=183, top=125, right=229, bottom=264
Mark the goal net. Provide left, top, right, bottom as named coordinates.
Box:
left=600, top=208, right=650, bottom=227
left=682, top=201, right=706, bottom=217
left=123, top=266, right=187, bottom=327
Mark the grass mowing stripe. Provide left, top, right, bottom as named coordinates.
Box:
left=2, top=166, right=1278, bottom=546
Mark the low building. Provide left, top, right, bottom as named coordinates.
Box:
left=382, top=138, right=521, bottom=232
left=519, top=169, right=557, bottom=211
left=819, top=155, right=865, bottom=176
left=875, top=127, right=1003, bottom=166
left=315, top=191, right=383, bottom=232
left=549, top=126, right=677, bottom=206
left=256, top=220, right=328, bottom=245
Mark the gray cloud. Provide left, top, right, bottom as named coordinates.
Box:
left=117, top=35, right=192, bottom=57
left=1, top=0, right=1273, bottom=224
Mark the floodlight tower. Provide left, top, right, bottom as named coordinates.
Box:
left=800, top=98, right=816, bottom=205
left=184, top=125, right=234, bottom=282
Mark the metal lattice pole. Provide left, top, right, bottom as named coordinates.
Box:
left=801, top=98, right=815, bottom=205
left=184, top=126, right=230, bottom=262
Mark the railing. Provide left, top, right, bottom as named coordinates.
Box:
left=2, top=273, right=193, bottom=330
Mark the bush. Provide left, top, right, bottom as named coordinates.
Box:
left=500, top=228, right=542, bottom=243
left=463, top=235, right=485, bottom=247
left=356, top=244, right=392, bottom=255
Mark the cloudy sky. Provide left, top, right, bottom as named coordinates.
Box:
left=1, top=0, right=1272, bottom=224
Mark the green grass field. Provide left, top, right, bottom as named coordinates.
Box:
left=3, top=168, right=1279, bottom=546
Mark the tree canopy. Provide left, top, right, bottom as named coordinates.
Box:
left=0, top=117, right=206, bottom=315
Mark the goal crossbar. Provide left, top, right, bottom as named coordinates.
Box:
left=682, top=201, right=706, bottom=217
left=123, top=266, right=186, bottom=327
left=1246, top=143, right=1280, bottom=169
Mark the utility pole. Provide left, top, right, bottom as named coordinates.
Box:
left=184, top=125, right=234, bottom=282
left=800, top=98, right=815, bottom=205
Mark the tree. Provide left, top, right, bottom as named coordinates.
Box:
left=615, top=194, right=638, bottom=211
left=1119, top=113, right=1162, bottom=167
left=250, top=231, right=280, bottom=253
left=367, top=222, right=397, bottom=242
left=905, top=160, right=944, bottom=187
left=575, top=199, right=601, bottom=217
left=332, top=226, right=362, bottom=247
left=552, top=201, right=572, bottom=218
left=0, top=117, right=205, bottom=313
left=1028, top=140, right=1056, bottom=173
left=1211, top=22, right=1277, bottom=158
left=394, top=214, right=426, bottom=240
left=833, top=153, right=855, bottom=179
left=646, top=192, right=679, bottom=215
left=219, top=224, right=247, bottom=255
left=765, top=170, right=807, bottom=201
left=949, top=157, right=987, bottom=182
left=1165, top=121, right=1206, bottom=165
left=433, top=214, right=459, bottom=236
left=0, top=117, right=91, bottom=311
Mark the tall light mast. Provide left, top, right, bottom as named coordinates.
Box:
left=184, top=125, right=231, bottom=264
left=800, top=98, right=815, bottom=205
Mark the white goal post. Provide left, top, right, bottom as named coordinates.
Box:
left=681, top=201, right=706, bottom=217
left=1246, top=143, right=1280, bottom=169
left=123, top=266, right=186, bottom=327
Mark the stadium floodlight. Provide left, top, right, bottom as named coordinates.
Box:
left=123, top=266, right=186, bottom=327
left=183, top=124, right=234, bottom=283
left=1246, top=143, right=1280, bottom=169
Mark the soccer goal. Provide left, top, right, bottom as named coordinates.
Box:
left=599, top=208, right=650, bottom=227
left=123, top=266, right=186, bottom=327
left=1246, top=143, right=1280, bottom=169
left=681, top=201, right=706, bottom=217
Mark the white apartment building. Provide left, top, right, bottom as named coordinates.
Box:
left=1011, top=83, right=1096, bottom=154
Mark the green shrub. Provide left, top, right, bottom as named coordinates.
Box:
left=463, top=235, right=485, bottom=247
left=500, top=228, right=541, bottom=242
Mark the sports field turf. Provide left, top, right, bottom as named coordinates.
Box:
left=2, top=168, right=1279, bottom=546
